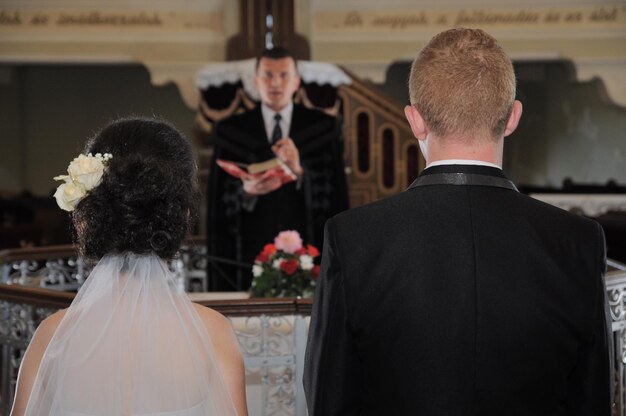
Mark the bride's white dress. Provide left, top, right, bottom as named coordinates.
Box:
left=24, top=254, right=238, bottom=416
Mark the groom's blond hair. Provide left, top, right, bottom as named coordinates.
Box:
left=408, top=28, right=516, bottom=141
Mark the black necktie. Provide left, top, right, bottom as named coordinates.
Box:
left=271, top=113, right=282, bottom=144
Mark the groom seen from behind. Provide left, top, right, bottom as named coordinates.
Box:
left=304, top=28, right=613, bottom=415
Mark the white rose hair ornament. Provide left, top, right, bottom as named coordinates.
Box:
left=53, top=153, right=113, bottom=211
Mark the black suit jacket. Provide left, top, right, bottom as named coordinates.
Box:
left=207, top=104, right=348, bottom=290
left=304, top=164, right=612, bottom=415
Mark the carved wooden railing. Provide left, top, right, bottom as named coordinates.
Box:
left=0, top=286, right=312, bottom=416
left=336, top=69, right=424, bottom=207
left=0, top=236, right=207, bottom=292
left=2, top=244, right=625, bottom=415
left=0, top=242, right=312, bottom=416
left=607, top=260, right=626, bottom=416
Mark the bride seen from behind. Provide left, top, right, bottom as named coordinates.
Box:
left=11, top=117, right=247, bottom=415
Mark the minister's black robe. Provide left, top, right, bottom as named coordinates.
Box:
left=207, top=104, right=349, bottom=290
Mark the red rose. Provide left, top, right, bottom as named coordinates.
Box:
left=306, top=244, right=320, bottom=257
left=311, top=265, right=321, bottom=279
left=295, top=248, right=307, bottom=256
left=280, top=259, right=299, bottom=275
left=262, top=244, right=277, bottom=256
left=256, top=244, right=277, bottom=263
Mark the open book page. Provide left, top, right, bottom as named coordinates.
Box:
left=216, top=158, right=297, bottom=185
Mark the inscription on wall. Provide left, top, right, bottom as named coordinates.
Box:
left=0, top=9, right=222, bottom=32
left=316, top=6, right=626, bottom=32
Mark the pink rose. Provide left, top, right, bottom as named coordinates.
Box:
left=274, top=230, right=303, bottom=254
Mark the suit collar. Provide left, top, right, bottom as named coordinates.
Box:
left=411, top=165, right=518, bottom=192
left=261, top=102, right=293, bottom=141
left=421, top=164, right=508, bottom=179
left=427, top=159, right=501, bottom=169
left=256, top=102, right=303, bottom=138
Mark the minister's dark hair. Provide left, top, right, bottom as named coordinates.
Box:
left=72, top=117, right=199, bottom=260
left=255, top=46, right=296, bottom=70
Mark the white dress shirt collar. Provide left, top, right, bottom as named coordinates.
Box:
left=426, top=159, right=502, bottom=170
left=261, top=102, right=293, bottom=143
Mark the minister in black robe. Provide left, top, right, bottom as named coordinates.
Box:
left=207, top=48, right=348, bottom=291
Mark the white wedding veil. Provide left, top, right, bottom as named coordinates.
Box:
left=24, top=253, right=238, bottom=415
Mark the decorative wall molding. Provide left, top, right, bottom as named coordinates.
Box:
left=145, top=62, right=205, bottom=110
left=342, top=58, right=626, bottom=108
left=309, top=2, right=626, bottom=108
left=1, top=1, right=624, bottom=109
left=530, top=193, right=626, bottom=217
left=313, top=5, right=626, bottom=35
left=0, top=1, right=228, bottom=63
left=574, top=57, right=626, bottom=108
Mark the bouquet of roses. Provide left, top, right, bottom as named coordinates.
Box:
left=250, top=230, right=320, bottom=298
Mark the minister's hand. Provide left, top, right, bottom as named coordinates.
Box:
left=272, top=138, right=304, bottom=177
left=242, top=173, right=282, bottom=197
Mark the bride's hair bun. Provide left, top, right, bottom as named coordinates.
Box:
left=72, top=117, right=198, bottom=259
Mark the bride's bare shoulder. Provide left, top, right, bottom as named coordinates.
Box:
left=191, top=303, right=248, bottom=415
left=191, top=303, right=234, bottom=335
left=191, top=303, right=242, bottom=362
left=10, top=309, right=67, bottom=416
left=37, top=309, right=67, bottom=338
left=26, top=309, right=67, bottom=358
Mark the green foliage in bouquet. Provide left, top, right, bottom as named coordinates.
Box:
left=250, top=231, right=320, bottom=298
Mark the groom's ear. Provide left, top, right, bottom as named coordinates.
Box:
left=503, top=100, right=523, bottom=138
left=404, top=105, right=428, bottom=142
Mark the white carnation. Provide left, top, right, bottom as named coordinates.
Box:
left=272, top=259, right=283, bottom=270
left=252, top=264, right=263, bottom=277
left=299, top=255, right=314, bottom=271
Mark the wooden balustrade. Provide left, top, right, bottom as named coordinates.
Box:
left=0, top=283, right=312, bottom=316
left=1, top=245, right=626, bottom=415
left=0, top=241, right=313, bottom=415
left=0, top=286, right=313, bottom=416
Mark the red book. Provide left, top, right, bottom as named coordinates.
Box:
left=216, top=158, right=297, bottom=185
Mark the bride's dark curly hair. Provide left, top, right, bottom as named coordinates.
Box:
left=72, top=117, right=199, bottom=260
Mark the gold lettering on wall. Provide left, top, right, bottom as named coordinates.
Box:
left=0, top=9, right=223, bottom=33
left=315, top=6, right=626, bottom=32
